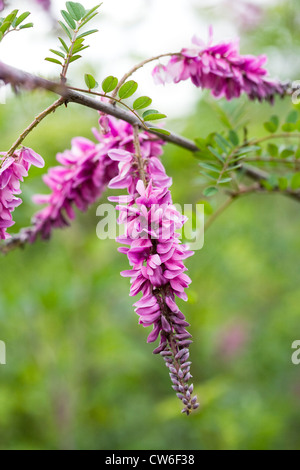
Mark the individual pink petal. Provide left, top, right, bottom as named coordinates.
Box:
left=108, top=149, right=132, bottom=161
left=20, top=148, right=45, bottom=168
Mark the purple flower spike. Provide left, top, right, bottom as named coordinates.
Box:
left=107, top=130, right=199, bottom=415
left=153, top=28, right=287, bottom=103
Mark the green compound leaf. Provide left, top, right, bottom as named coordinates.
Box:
left=5, top=10, right=19, bottom=25
left=102, top=76, right=118, bottom=93
left=58, top=37, right=69, bottom=52
left=280, top=149, right=295, bottom=159
left=50, top=49, right=65, bottom=59
left=18, top=22, right=33, bottom=29
left=85, top=73, right=97, bottom=89
left=15, top=11, right=31, bottom=27
left=286, top=110, right=298, bottom=124
left=69, top=54, right=81, bottom=63
left=281, top=123, right=297, bottom=132
left=228, top=130, right=240, bottom=146
left=118, top=80, right=138, bottom=100
left=77, top=29, right=98, bottom=39
left=267, top=143, right=279, bottom=157
left=58, top=20, right=72, bottom=40
left=45, top=57, right=63, bottom=65
left=61, top=10, right=76, bottom=30
left=203, top=186, right=219, bottom=197
left=0, top=22, right=11, bottom=34
left=66, top=2, right=86, bottom=21
left=291, top=172, right=300, bottom=190
left=264, top=115, right=279, bottom=133
left=148, top=128, right=170, bottom=136
left=81, top=3, right=103, bottom=22
left=207, top=146, right=225, bottom=163
left=143, top=113, right=167, bottom=121
left=133, top=96, right=152, bottom=110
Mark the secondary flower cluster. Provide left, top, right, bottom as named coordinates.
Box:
left=28, top=116, right=164, bottom=242
left=0, top=148, right=44, bottom=240
left=152, top=30, right=286, bottom=102
left=0, top=0, right=50, bottom=13
left=107, top=144, right=199, bottom=415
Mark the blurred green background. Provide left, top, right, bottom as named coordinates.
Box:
left=1, top=0, right=300, bottom=450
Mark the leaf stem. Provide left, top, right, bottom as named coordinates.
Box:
left=61, top=23, right=81, bottom=80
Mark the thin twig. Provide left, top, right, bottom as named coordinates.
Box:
left=111, top=52, right=181, bottom=101
left=244, top=157, right=300, bottom=165
left=61, top=21, right=81, bottom=80
left=204, top=197, right=235, bottom=232
left=250, top=133, right=300, bottom=145
left=3, top=97, right=65, bottom=162
left=205, top=183, right=266, bottom=231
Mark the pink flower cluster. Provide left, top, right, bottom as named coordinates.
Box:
left=107, top=146, right=199, bottom=414
left=29, top=116, right=164, bottom=242
left=153, top=30, right=286, bottom=102
left=0, top=148, right=44, bottom=240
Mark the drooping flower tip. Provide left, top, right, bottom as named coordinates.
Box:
left=160, top=346, right=200, bottom=415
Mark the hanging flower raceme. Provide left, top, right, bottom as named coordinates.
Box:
left=152, top=29, right=287, bottom=103
left=0, top=148, right=44, bottom=240
left=107, top=142, right=199, bottom=415
left=27, top=116, right=165, bottom=242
